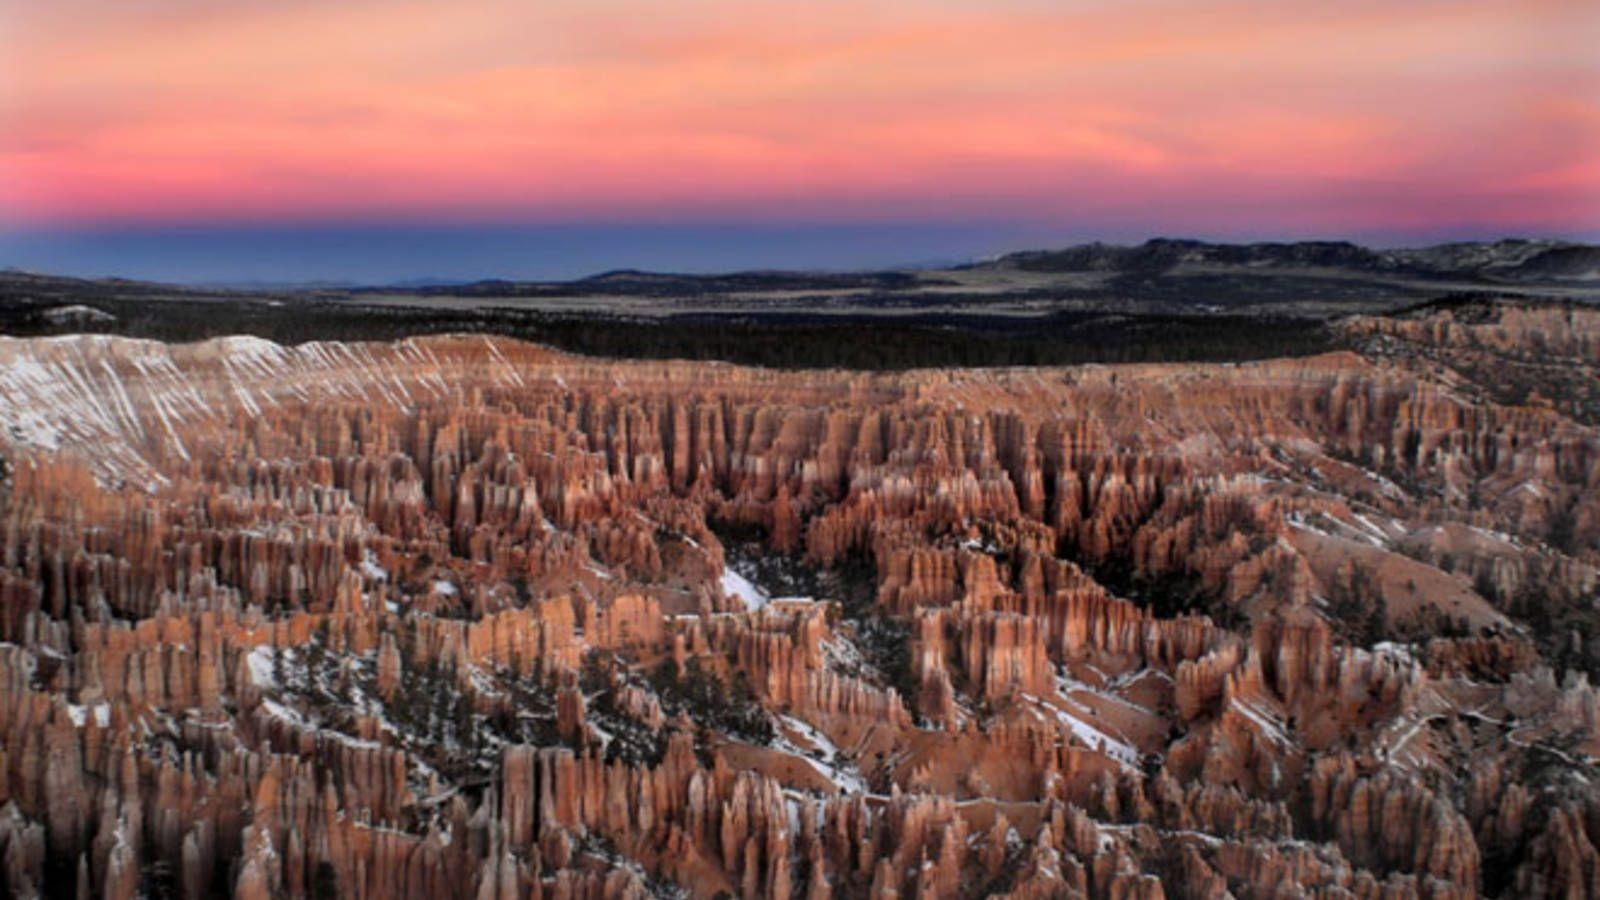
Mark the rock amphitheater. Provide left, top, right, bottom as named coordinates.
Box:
left=1, top=302, right=1598, bottom=898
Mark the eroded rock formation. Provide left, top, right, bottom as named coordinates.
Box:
left=0, top=303, right=1598, bottom=897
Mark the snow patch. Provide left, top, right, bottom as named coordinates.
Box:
left=1027, top=694, right=1140, bottom=767
left=775, top=715, right=868, bottom=794
left=66, top=703, right=111, bottom=728
left=360, top=550, right=388, bottom=581
left=721, top=569, right=770, bottom=611
left=247, top=645, right=279, bottom=688
left=1372, top=641, right=1416, bottom=664
left=1229, top=698, right=1292, bottom=747
left=41, top=305, right=115, bottom=324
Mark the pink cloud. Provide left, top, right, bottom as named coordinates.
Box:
left=1, top=0, right=1595, bottom=232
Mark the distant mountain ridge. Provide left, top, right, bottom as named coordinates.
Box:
left=7, top=238, right=1597, bottom=294
left=991, top=237, right=1597, bottom=281
left=375, top=268, right=934, bottom=298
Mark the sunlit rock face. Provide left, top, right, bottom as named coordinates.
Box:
left=1, top=304, right=1598, bottom=898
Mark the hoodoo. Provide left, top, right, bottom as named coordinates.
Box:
left=0, top=302, right=1598, bottom=897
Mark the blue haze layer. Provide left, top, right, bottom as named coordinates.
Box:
left=0, top=223, right=1073, bottom=286
left=5, top=222, right=1587, bottom=287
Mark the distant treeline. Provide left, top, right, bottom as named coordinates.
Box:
left=0, top=292, right=1335, bottom=369
left=524, top=311, right=1335, bottom=368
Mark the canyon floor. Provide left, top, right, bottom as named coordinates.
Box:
left=0, top=283, right=1599, bottom=897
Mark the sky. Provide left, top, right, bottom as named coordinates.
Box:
left=1, top=0, right=1598, bottom=282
